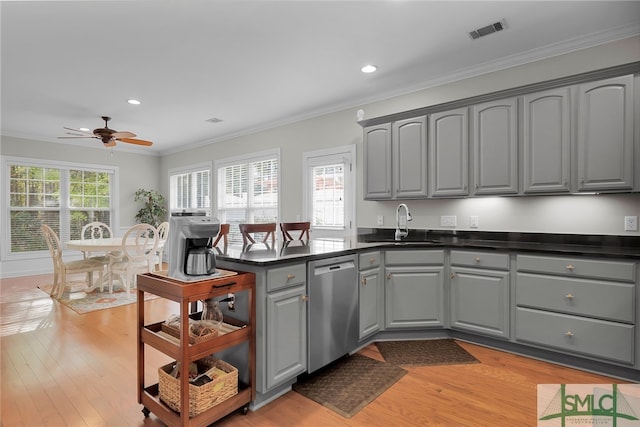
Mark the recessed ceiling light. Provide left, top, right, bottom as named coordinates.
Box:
left=361, top=64, right=378, bottom=74
left=127, top=99, right=141, bottom=105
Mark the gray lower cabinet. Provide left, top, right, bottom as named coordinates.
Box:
left=384, top=249, right=445, bottom=329
left=449, top=250, right=510, bottom=339
left=577, top=74, right=634, bottom=191
left=265, top=263, right=307, bottom=390
left=515, top=254, right=636, bottom=365
left=358, top=251, right=383, bottom=339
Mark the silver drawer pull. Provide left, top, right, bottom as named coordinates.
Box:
left=565, top=331, right=574, bottom=337
left=565, top=293, right=574, bottom=300
left=301, top=295, right=309, bottom=302
left=566, top=264, right=575, bottom=271
left=474, top=257, right=481, bottom=263
left=361, top=278, right=367, bottom=286
left=369, top=258, right=376, bottom=264
left=287, top=274, right=295, bottom=280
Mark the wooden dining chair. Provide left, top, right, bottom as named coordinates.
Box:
left=212, top=224, right=230, bottom=247
left=280, top=222, right=311, bottom=241
left=153, top=221, right=170, bottom=271
left=80, top=221, right=114, bottom=261
left=108, top=223, right=158, bottom=295
left=41, top=224, right=105, bottom=299
left=239, top=223, right=276, bottom=247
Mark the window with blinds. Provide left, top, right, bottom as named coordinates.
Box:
left=6, top=159, right=114, bottom=254
left=216, top=151, right=279, bottom=244
left=312, top=163, right=345, bottom=227
left=169, top=164, right=211, bottom=214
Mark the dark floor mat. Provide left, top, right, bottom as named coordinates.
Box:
left=375, top=339, right=479, bottom=367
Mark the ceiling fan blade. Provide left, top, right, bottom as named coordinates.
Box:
left=63, top=126, right=94, bottom=135
left=58, top=135, right=97, bottom=139
left=111, top=131, right=136, bottom=138
left=117, top=137, right=153, bottom=146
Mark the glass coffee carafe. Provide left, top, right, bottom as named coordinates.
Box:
left=201, top=298, right=223, bottom=329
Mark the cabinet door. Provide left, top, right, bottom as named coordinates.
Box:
left=385, top=266, right=444, bottom=329
left=363, top=123, right=392, bottom=199
left=472, top=98, right=518, bottom=194
left=450, top=267, right=510, bottom=339
left=429, top=108, right=469, bottom=196
left=266, top=285, right=307, bottom=390
left=577, top=75, right=634, bottom=191
left=523, top=88, right=571, bottom=193
left=392, top=116, right=428, bottom=198
left=359, top=267, right=383, bottom=339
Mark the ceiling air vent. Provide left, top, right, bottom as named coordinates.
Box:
left=468, top=20, right=506, bottom=40
left=205, top=117, right=223, bottom=123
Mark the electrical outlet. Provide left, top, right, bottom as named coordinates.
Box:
left=440, top=215, right=457, bottom=227
left=624, top=216, right=638, bottom=231
left=377, top=215, right=384, bottom=226
left=470, top=216, right=479, bottom=228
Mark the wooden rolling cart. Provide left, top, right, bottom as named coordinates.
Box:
left=136, top=270, right=256, bottom=427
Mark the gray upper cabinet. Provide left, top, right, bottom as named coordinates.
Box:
left=429, top=108, right=469, bottom=197
left=363, top=123, right=392, bottom=199
left=522, top=88, right=571, bottom=193
left=577, top=74, right=634, bottom=191
left=392, top=116, right=428, bottom=198
left=472, top=98, right=519, bottom=195
left=364, top=117, right=427, bottom=200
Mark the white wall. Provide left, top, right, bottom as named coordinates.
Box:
left=1, top=36, right=639, bottom=277
left=162, top=35, right=640, bottom=236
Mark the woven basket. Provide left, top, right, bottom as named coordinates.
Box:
left=158, top=357, right=238, bottom=417
left=161, top=322, right=219, bottom=345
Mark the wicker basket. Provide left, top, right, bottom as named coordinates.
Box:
left=158, top=357, right=238, bottom=417
left=161, top=322, right=219, bottom=345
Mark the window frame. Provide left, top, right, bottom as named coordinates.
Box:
left=1, top=155, right=119, bottom=261
left=214, top=148, right=281, bottom=244
left=168, top=161, right=212, bottom=215
left=302, top=144, right=356, bottom=238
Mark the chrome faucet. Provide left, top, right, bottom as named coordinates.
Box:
left=395, top=203, right=412, bottom=240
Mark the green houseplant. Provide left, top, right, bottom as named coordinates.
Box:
left=134, top=189, right=167, bottom=228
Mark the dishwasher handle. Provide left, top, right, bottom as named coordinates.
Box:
left=313, top=260, right=356, bottom=276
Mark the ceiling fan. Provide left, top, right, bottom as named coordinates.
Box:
left=58, top=116, right=153, bottom=147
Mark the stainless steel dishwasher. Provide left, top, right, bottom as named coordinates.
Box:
left=307, top=254, right=358, bottom=373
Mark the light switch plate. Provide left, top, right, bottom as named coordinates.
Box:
left=624, top=216, right=638, bottom=231
left=377, top=215, right=384, bottom=226
left=470, top=216, right=479, bottom=228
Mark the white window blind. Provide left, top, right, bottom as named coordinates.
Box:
left=216, top=150, right=279, bottom=244
left=312, top=163, right=345, bottom=228
left=6, top=159, right=114, bottom=254
left=169, top=163, right=211, bottom=214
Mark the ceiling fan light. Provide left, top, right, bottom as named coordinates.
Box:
left=127, top=99, right=141, bottom=105
left=79, top=127, right=90, bottom=132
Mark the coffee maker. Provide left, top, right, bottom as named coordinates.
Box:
left=167, top=215, right=221, bottom=282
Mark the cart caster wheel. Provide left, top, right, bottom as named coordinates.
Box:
left=241, top=405, right=249, bottom=415
left=142, top=407, right=150, bottom=417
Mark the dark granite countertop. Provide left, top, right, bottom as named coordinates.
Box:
left=214, top=229, right=640, bottom=266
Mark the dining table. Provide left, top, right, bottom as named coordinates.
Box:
left=65, top=237, right=165, bottom=291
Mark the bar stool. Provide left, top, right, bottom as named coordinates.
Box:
left=280, top=222, right=311, bottom=241
left=212, top=224, right=230, bottom=247
left=239, top=223, right=276, bottom=247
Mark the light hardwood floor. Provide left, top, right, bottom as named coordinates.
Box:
left=1, top=273, right=627, bottom=427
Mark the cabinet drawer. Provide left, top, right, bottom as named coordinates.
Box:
left=385, top=249, right=444, bottom=266
left=516, top=307, right=634, bottom=365
left=359, top=251, right=381, bottom=270
left=267, top=263, right=306, bottom=292
left=451, top=250, right=509, bottom=270
left=517, top=255, right=635, bottom=282
left=516, top=273, right=634, bottom=323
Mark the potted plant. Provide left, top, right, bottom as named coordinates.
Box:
left=134, top=188, right=167, bottom=228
